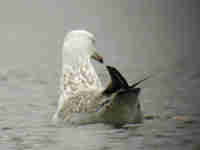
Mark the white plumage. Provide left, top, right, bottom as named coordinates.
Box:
left=53, top=30, right=104, bottom=122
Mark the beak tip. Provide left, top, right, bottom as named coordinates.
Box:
left=100, top=58, right=104, bottom=64
left=91, top=52, right=104, bottom=64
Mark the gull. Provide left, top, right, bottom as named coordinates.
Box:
left=53, top=30, right=149, bottom=126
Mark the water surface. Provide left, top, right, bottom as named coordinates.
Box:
left=0, top=1, right=200, bottom=150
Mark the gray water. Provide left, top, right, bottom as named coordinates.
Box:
left=0, top=1, right=200, bottom=150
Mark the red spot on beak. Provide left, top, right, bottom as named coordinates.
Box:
left=97, top=55, right=104, bottom=64
left=92, top=53, right=104, bottom=64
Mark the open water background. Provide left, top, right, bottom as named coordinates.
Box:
left=0, top=1, right=200, bottom=149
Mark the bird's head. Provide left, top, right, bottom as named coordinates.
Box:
left=64, top=30, right=104, bottom=64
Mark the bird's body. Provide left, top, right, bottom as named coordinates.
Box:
left=53, top=30, right=145, bottom=125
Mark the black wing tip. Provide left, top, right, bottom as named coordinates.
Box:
left=130, top=75, right=152, bottom=88
left=104, top=65, right=151, bottom=96
left=106, top=65, right=129, bottom=86
left=106, top=66, right=117, bottom=73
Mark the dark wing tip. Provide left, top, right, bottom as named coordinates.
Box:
left=106, top=65, right=129, bottom=88
left=130, top=75, right=152, bottom=88
left=102, top=65, right=129, bottom=95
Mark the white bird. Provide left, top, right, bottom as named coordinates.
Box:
left=53, top=30, right=104, bottom=122
left=53, top=30, right=147, bottom=126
